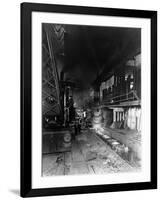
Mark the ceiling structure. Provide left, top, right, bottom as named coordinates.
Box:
left=42, top=23, right=141, bottom=114
left=63, top=24, right=141, bottom=90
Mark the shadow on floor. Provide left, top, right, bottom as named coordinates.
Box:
left=9, top=189, right=19, bottom=196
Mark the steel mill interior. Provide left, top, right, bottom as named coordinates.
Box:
left=42, top=23, right=141, bottom=176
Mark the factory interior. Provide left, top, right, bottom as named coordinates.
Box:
left=42, top=23, right=141, bottom=176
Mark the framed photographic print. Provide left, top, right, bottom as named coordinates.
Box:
left=21, top=2, right=157, bottom=197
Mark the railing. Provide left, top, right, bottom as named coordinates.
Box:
left=101, top=90, right=140, bottom=105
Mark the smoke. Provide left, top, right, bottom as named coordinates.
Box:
left=73, top=88, right=92, bottom=108
left=62, top=24, right=141, bottom=90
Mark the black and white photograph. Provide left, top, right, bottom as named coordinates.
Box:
left=0, top=0, right=159, bottom=199
left=42, top=23, right=142, bottom=177
left=20, top=3, right=157, bottom=197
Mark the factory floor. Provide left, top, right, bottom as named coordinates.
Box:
left=42, top=129, right=139, bottom=176
left=101, top=127, right=141, bottom=161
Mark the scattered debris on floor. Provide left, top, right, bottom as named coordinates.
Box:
left=94, top=127, right=141, bottom=167
left=42, top=130, right=138, bottom=176
left=86, top=151, right=97, bottom=161
left=56, top=155, right=64, bottom=164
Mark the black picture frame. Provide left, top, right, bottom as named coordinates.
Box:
left=21, top=2, right=157, bottom=197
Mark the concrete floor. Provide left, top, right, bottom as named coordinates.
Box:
left=42, top=129, right=139, bottom=176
